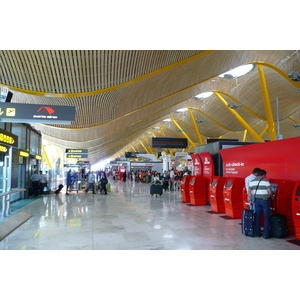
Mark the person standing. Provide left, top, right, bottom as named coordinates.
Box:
left=85, top=171, right=96, bottom=194
left=39, top=171, right=48, bottom=195
left=30, top=171, right=41, bottom=197
left=99, top=171, right=108, bottom=194
left=245, top=167, right=260, bottom=211
left=66, top=170, right=72, bottom=195
left=249, top=169, right=272, bottom=239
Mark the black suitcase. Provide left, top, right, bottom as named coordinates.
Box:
left=269, top=213, right=288, bottom=238
left=150, top=184, right=163, bottom=197
left=242, top=209, right=255, bottom=237
left=55, top=184, right=64, bottom=195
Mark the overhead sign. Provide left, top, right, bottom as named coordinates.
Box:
left=66, top=149, right=88, bottom=153
left=0, top=128, right=18, bottom=147
left=0, top=145, right=8, bottom=152
left=66, top=154, right=88, bottom=158
left=0, top=103, right=76, bottom=124
left=19, top=150, right=30, bottom=157
left=152, top=137, right=188, bottom=149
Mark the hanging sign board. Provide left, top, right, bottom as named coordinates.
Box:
left=66, top=149, right=88, bottom=153
left=66, top=154, right=88, bottom=158
left=0, top=103, right=76, bottom=124
left=0, top=128, right=18, bottom=147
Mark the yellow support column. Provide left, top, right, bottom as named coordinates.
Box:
left=42, top=144, right=52, bottom=169
left=188, top=108, right=204, bottom=145
left=214, top=92, right=265, bottom=142
left=143, top=136, right=154, bottom=154
left=171, top=118, right=196, bottom=148
left=257, top=64, right=277, bottom=140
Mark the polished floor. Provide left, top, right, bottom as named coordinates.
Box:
left=1, top=179, right=299, bottom=250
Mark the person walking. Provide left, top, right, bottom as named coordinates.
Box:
left=39, top=170, right=48, bottom=195
left=85, top=171, right=96, bottom=194
left=249, top=169, right=272, bottom=239
left=99, top=171, right=108, bottom=194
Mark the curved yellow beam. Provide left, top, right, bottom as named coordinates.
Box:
left=214, top=92, right=265, bottom=142
left=215, top=91, right=266, bottom=121
left=171, top=118, right=196, bottom=148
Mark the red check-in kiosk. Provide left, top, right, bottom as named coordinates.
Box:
left=209, top=176, right=226, bottom=213
left=292, top=181, right=300, bottom=240
left=223, top=177, right=244, bottom=219
left=189, top=175, right=207, bottom=206
left=181, top=175, right=192, bottom=203
left=269, top=179, right=295, bottom=234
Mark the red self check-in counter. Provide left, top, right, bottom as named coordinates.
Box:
left=181, top=175, right=192, bottom=203
left=223, top=177, right=244, bottom=219
left=292, top=181, right=300, bottom=240
left=209, top=176, right=226, bottom=213
left=189, top=175, right=207, bottom=206
left=269, top=179, right=295, bottom=234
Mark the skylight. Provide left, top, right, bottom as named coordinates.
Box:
left=219, top=64, right=254, bottom=79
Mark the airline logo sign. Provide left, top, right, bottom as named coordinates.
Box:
left=0, top=103, right=76, bottom=124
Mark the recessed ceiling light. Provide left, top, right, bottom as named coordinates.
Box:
left=176, top=108, right=188, bottom=112
left=195, top=92, right=213, bottom=99
left=219, top=64, right=254, bottom=79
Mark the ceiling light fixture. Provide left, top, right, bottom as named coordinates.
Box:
left=219, top=64, right=254, bottom=79
left=194, top=92, right=213, bottom=99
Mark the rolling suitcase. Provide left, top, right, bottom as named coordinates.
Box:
left=55, top=184, right=64, bottom=195
left=242, top=209, right=255, bottom=237
left=269, top=213, right=288, bottom=238
left=150, top=184, right=163, bottom=197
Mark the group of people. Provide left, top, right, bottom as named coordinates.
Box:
left=29, top=171, right=48, bottom=197
left=245, top=168, right=273, bottom=239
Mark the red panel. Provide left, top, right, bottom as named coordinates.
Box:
left=220, top=136, right=300, bottom=182
left=223, top=177, right=245, bottom=219
left=189, top=175, right=207, bottom=206
left=199, top=152, right=215, bottom=181
left=209, top=176, right=226, bottom=213
left=181, top=175, right=192, bottom=203
left=190, top=154, right=202, bottom=176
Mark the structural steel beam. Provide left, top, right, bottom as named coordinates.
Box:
left=171, top=118, right=196, bottom=148
left=214, top=92, right=265, bottom=142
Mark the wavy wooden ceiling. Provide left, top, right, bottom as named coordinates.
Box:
left=1, top=50, right=300, bottom=164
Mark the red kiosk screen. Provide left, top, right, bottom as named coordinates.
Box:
left=270, top=183, right=278, bottom=194
left=225, top=180, right=232, bottom=187
left=211, top=178, right=217, bottom=186
left=296, top=185, right=300, bottom=196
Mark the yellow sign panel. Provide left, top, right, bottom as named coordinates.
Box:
left=0, top=145, right=8, bottom=152
left=19, top=150, right=30, bottom=157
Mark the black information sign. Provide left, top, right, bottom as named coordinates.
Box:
left=152, top=137, right=188, bottom=149
left=0, top=103, right=76, bottom=124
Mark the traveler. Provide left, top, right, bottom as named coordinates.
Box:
left=85, top=171, right=96, bottom=194
left=39, top=171, right=48, bottom=194
left=249, top=169, right=272, bottom=239
left=245, top=167, right=260, bottom=211
left=30, top=171, right=40, bottom=197
left=66, top=170, right=72, bottom=195
left=99, top=172, right=108, bottom=194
